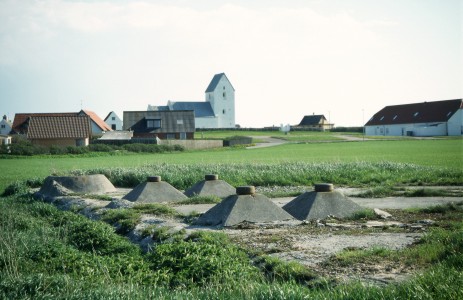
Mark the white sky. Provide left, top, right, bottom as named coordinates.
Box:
left=1, top=0, right=462, bottom=127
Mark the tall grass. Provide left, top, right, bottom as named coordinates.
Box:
left=74, top=161, right=462, bottom=189
left=1, top=192, right=462, bottom=299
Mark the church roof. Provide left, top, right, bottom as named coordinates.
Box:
left=205, top=73, right=235, bottom=93
left=170, top=101, right=215, bottom=117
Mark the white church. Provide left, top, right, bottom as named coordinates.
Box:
left=148, top=73, right=236, bottom=129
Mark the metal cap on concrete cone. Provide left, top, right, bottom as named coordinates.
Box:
left=184, top=174, right=235, bottom=198
left=194, top=186, right=294, bottom=227
left=122, top=176, right=187, bottom=203
left=282, top=183, right=364, bottom=220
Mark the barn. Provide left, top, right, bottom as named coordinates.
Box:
left=365, top=99, right=462, bottom=137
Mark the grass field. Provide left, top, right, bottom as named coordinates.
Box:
left=1, top=135, right=462, bottom=299
left=195, top=130, right=347, bottom=141
left=1, top=139, right=461, bottom=193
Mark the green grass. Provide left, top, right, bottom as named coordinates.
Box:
left=1, top=139, right=461, bottom=193
left=1, top=192, right=462, bottom=299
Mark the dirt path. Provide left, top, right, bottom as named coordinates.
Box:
left=246, top=136, right=287, bottom=149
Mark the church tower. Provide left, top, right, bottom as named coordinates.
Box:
left=205, top=73, right=235, bottom=128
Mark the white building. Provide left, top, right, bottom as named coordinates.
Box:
left=148, top=73, right=235, bottom=129
left=104, top=111, right=123, bottom=131
left=365, top=99, right=463, bottom=136
left=0, top=115, right=12, bottom=135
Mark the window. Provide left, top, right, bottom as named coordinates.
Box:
left=177, top=120, right=184, bottom=125
left=112, top=117, right=115, bottom=120
left=413, top=112, right=419, bottom=117
left=0, top=125, right=4, bottom=129
left=180, top=132, right=186, bottom=140
left=146, top=119, right=161, bottom=128
left=223, top=109, right=226, bottom=114
left=380, top=116, right=384, bottom=121
left=223, top=92, right=226, bottom=98
left=166, top=133, right=175, bottom=139
left=223, top=86, right=225, bottom=90
left=393, top=115, right=398, bottom=120
left=111, top=124, right=116, bottom=130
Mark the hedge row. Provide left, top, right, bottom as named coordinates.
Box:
left=0, top=142, right=184, bottom=156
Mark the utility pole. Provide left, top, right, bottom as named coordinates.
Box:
left=362, top=109, right=365, bottom=141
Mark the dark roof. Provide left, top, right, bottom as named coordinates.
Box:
left=298, top=115, right=327, bottom=126
left=170, top=102, right=215, bottom=117
left=365, top=99, right=462, bottom=126
left=123, top=110, right=195, bottom=133
left=205, top=73, right=235, bottom=92
left=27, top=116, right=91, bottom=139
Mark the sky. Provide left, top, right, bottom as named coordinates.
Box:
left=0, top=0, right=462, bottom=127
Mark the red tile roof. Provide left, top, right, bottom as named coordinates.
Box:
left=12, top=113, right=75, bottom=133
left=12, top=110, right=112, bottom=134
left=80, top=110, right=112, bottom=131
left=27, top=116, right=91, bottom=139
left=365, top=99, right=462, bottom=126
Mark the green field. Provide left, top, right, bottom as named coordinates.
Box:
left=195, top=130, right=347, bottom=142
left=1, top=137, right=463, bottom=299
left=1, top=139, right=462, bottom=193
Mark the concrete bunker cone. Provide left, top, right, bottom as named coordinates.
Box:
left=282, top=183, right=364, bottom=220
left=195, top=186, right=294, bottom=227
left=122, top=176, right=187, bottom=203
left=37, top=174, right=116, bottom=197
left=184, top=174, right=235, bottom=198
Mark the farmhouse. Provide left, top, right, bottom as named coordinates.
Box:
left=26, top=115, right=91, bottom=147
left=104, top=111, right=123, bottom=131
left=12, top=110, right=111, bottom=138
left=296, top=114, right=333, bottom=131
left=365, top=99, right=463, bottom=136
left=148, top=73, right=235, bottom=129
left=123, top=110, right=195, bottom=140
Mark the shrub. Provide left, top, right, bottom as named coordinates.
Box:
left=66, top=216, right=139, bottom=256
left=2, top=181, right=29, bottom=196
left=48, top=145, right=67, bottom=155
left=147, top=232, right=261, bottom=287
left=8, top=142, right=47, bottom=156
left=255, top=255, right=317, bottom=284
left=66, top=146, right=89, bottom=155
left=101, top=209, right=141, bottom=234
left=88, top=144, right=115, bottom=152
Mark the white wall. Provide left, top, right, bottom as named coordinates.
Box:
left=366, top=122, right=450, bottom=136
left=195, top=116, right=219, bottom=129
left=105, top=112, right=123, bottom=130
left=205, top=75, right=235, bottom=128
left=0, top=120, right=11, bottom=135
left=448, top=109, right=463, bottom=136
left=90, top=121, right=105, bottom=136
